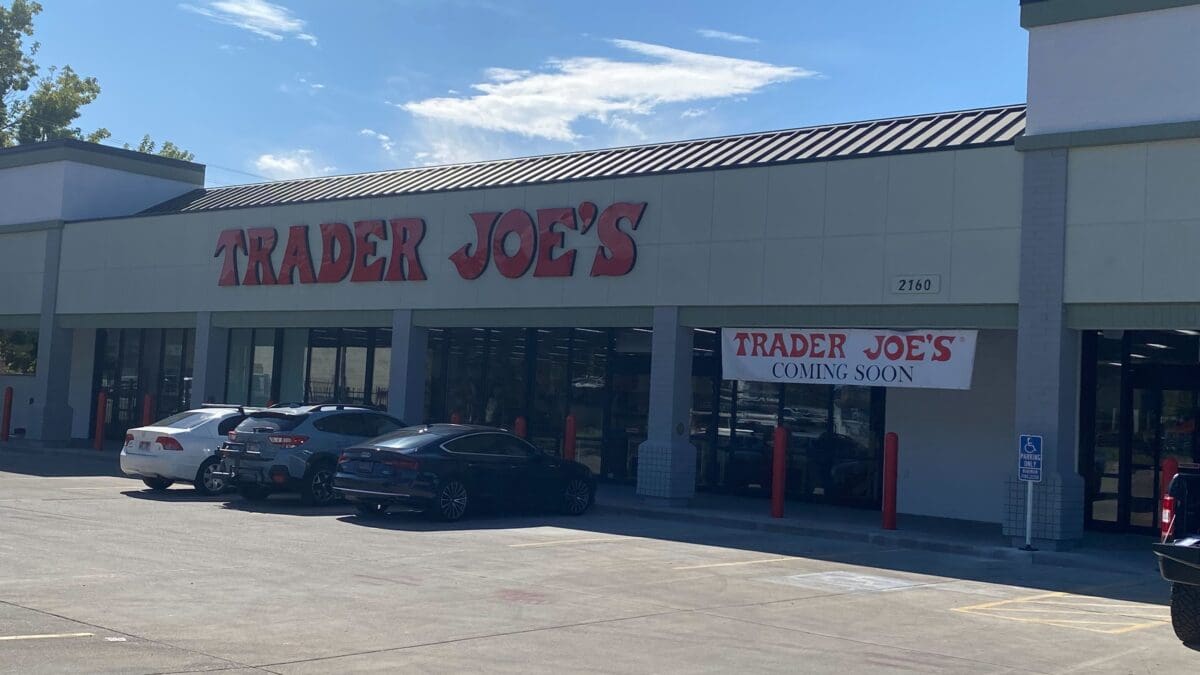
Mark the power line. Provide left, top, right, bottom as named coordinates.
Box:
left=5, top=109, right=271, bottom=183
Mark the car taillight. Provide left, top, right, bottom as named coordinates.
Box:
left=268, top=434, right=308, bottom=449
left=380, top=456, right=420, bottom=471
left=1162, top=494, right=1177, bottom=541
left=124, top=433, right=133, bottom=446
left=156, top=436, right=184, bottom=451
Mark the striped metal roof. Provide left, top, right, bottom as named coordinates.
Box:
left=143, top=104, right=1025, bottom=215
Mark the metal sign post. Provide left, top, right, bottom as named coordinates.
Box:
left=1018, top=434, right=1043, bottom=551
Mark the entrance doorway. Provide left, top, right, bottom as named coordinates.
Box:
left=1123, top=378, right=1200, bottom=530
left=1082, top=328, right=1200, bottom=532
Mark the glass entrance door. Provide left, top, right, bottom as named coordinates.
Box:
left=1125, top=386, right=1199, bottom=530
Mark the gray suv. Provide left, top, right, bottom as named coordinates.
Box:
left=216, top=405, right=405, bottom=505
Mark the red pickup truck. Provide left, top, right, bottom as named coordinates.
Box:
left=1154, top=465, right=1200, bottom=645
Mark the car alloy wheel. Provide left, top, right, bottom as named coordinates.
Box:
left=309, top=467, right=335, bottom=505
left=438, top=480, right=468, bottom=521
left=564, top=478, right=592, bottom=515
left=197, top=460, right=226, bottom=495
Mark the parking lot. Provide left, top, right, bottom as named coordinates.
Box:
left=0, top=450, right=1195, bottom=674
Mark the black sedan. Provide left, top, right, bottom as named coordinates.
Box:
left=332, top=424, right=596, bottom=521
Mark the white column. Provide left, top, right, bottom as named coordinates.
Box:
left=388, top=309, right=428, bottom=425
left=636, top=306, right=696, bottom=505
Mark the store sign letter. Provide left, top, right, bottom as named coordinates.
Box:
left=214, top=200, right=644, bottom=286
left=449, top=201, right=646, bottom=280
left=215, top=218, right=428, bottom=287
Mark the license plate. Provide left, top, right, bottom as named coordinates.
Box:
left=246, top=442, right=261, bottom=454
left=138, top=441, right=150, bottom=450
left=356, top=461, right=374, bottom=474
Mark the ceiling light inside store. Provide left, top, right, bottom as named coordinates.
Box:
left=1104, top=361, right=1123, bottom=367
left=694, top=328, right=717, bottom=334
left=1179, top=330, right=1200, bottom=336
left=1131, top=353, right=1148, bottom=359
left=1146, top=343, right=1172, bottom=349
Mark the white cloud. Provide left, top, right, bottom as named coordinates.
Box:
left=401, top=39, right=811, bottom=142
left=253, top=150, right=335, bottom=180
left=406, top=122, right=520, bottom=167
left=180, top=0, right=317, bottom=46
left=696, top=28, right=759, bottom=44
left=680, top=107, right=710, bottom=119
left=360, top=128, right=396, bottom=155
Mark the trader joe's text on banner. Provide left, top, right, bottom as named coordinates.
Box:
left=720, top=328, right=977, bottom=390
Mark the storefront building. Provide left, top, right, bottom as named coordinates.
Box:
left=2, top=0, right=1198, bottom=545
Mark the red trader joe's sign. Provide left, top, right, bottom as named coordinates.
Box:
left=213, top=201, right=646, bottom=286
left=720, top=328, right=978, bottom=390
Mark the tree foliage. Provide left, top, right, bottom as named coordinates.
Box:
left=0, top=1, right=191, bottom=160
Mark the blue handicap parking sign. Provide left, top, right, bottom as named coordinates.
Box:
left=1019, top=434, right=1043, bottom=483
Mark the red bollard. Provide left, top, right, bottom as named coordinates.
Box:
left=563, top=414, right=577, bottom=462
left=883, top=432, right=899, bottom=530
left=94, top=390, right=108, bottom=451
left=514, top=416, right=528, bottom=439
left=141, top=393, right=154, bottom=427
left=770, top=425, right=787, bottom=518
left=1, top=386, right=12, bottom=442
left=450, top=411, right=462, bottom=424
left=1163, top=456, right=1181, bottom=497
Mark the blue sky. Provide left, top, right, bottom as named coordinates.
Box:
left=34, top=1, right=1028, bottom=187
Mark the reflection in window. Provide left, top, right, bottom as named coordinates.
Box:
left=571, top=329, right=609, bottom=474
left=485, top=329, right=528, bottom=430
left=306, top=329, right=339, bottom=402
left=532, top=329, right=569, bottom=455
left=0, top=330, right=37, bottom=375
left=372, top=328, right=392, bottom=408
left=445, top=328, right=487, bottom=423
left=249, top=329, right=276, bottom=406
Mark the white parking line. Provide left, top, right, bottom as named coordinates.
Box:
left=0, top=632, right=94, bottom=641
left=673, top=557, right=794, bottom=570
left=509, top=537, right=629, bottom=548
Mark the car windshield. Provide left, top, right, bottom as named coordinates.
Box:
left=235, top=413, right=308, bottom=433
left=373, top=428, right=445, bottom=450
left=152, top=412, right=210, bottom=429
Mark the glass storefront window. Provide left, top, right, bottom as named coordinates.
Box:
left=445, top=328, right=487, bottom=423
left=485, top=328, right=529, bottom=430
left=426, top=329, right=447, bottom=421
left=371, top=328, right=392, bottom=408
left=225, top=329, right=252, bottom=403
left=249, top=329, right=276, bottom=406
left=91, top=328, right=195, bottom=439
left=532, top=329, right=569, bottom=455
left=306, top=328, right=339, bottom=402
left=570, top=329, right=609, bottom=474
left=341, top=328, right=370, bottom=403
left=608, top=329, right=651, bottom=481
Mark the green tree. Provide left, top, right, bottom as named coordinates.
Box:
left=0, top=1, right=191, bottom=160
left=123, top=134, right=195, bottom=162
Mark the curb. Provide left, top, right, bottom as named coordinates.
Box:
left=593, top=502, right=1147, bottom=575
left=1, top=444, right=121, bottom=461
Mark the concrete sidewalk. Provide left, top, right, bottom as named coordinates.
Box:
left=595, top=483, right=1159, bottom=576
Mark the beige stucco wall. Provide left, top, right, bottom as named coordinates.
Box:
left=1065, top=138, right=1200, bottom=303
left=54, top=145, right=1022, bottom=317
left=0, top=229, right=47, bottom=315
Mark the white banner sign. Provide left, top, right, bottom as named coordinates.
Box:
left=720, top=328, right=977, bottom=390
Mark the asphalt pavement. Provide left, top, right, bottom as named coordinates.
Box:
left=0, top=449, right=1193, bottom=674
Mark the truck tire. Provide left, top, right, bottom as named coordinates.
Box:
left=1171, top=583, right=1200, bottom=645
